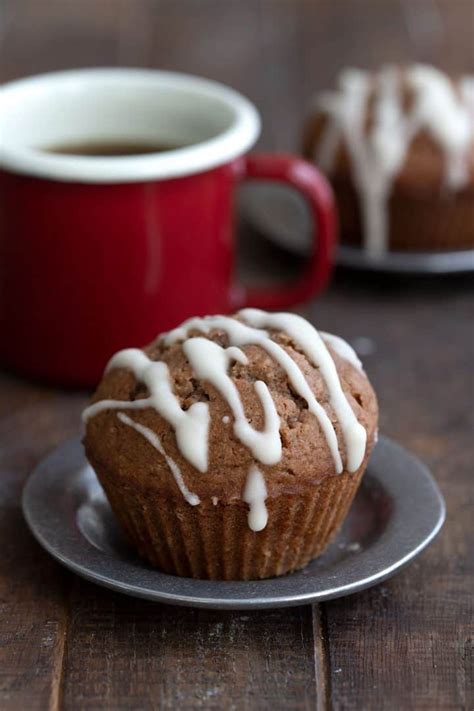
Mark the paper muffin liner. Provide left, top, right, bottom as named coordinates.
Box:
left=333, top=178, right=474, bottom=252
left=94, top=462, right=365, bottom=580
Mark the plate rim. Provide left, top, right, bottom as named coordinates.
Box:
left=22, top=436, right=446, bottom=610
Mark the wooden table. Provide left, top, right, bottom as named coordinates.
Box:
left=1, top=2, right=473, bottom=708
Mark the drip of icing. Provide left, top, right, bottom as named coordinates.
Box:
left=408, top=66, right=472, bottom=189
left=243, top=465, right=268, bottom=532
left=239, top=310, right=367, bottom=473
left=460, top=76, right=474, bottom=116
left=163, top=314, right=268, bottom=347
left=318, top=68, right=410, bottom=256
left=82, top=350, right=210, bottom=472
left=320, top=332, right=364, bottom=372
left=222, top=415, right=230, bottom=424
left=316, top=65, right=474, bottom=256
left=182, top=337, right=281, bottom=465
left=117, top=413, right=200, bottom=506
left=164, top=313, right=345, bottom=473
left=211, top=496, right=219, bottom=506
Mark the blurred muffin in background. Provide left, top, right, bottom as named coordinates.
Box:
left=303, top=65, right=474, bottom=256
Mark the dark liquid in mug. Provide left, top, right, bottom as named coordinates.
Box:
left=42, top=141, right=186, bottom=156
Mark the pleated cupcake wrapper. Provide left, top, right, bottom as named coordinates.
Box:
left=334, top=178, right=474, bottom=252
left=388, top=192, right=474, bottom=251
left=97, top=466, right=364, bottom=581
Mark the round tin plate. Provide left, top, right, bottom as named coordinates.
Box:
left=241, top=183, right=474, bottom=273
left=22, top=436, right=445, bottom=609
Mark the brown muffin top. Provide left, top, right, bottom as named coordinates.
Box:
left=83, top=310, right=378, bottom=517
left=303, top=65, right=474, bottom=194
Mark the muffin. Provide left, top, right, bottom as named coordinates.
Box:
left=83, top=309, right=378, bottom=580
left=303, top=65, right=474, bottom=256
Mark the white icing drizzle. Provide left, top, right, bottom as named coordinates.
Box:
left=316, top=65, right=474, bottom=256
left=320, top=332, right=364, bottom=373
left=460, top=77, right=474, bottom=117
left=163, top=314, right=268, bottom=347
left=183, top=337, right=281, bottom=466
left=164, top=312, right=346, bottom=472
left=82, top=349, right=210, bottom=473
left=117, top=413, right=200, bottom=506
left=409, top=66, right=472, bottom=189
left=239, top=310, right=367, bottom=473
left=211, top=496, right=219, bottom=506
left=243, top=465, right=268, bottom=532
left=222, top=415, right=230, bottom=424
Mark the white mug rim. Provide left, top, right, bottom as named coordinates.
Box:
left=0, top=68, right=261, bottom=184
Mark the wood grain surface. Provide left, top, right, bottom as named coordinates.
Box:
left=0, top=1, right=473, bottom=709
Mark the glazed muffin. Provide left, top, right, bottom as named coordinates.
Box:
left=83, top=309, right=378, bottom=580
left=303, top=65, right=474, bottom=256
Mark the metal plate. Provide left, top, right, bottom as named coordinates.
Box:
left=240, top=182, right=474, bottom=273
left=22, top=436, right=445, bottom=609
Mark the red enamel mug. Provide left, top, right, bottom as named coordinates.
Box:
left=0, top=69, right=336, bottom=386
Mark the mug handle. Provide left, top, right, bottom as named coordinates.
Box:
left=236, top=153, right=337, bottom=310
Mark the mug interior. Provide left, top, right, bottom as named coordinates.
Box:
left=0, top=69, right=260, bottom=182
